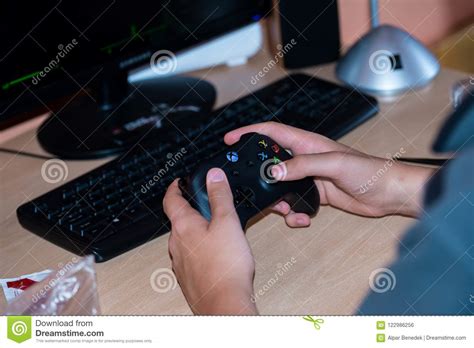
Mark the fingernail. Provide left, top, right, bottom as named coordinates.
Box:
left=271, top=163, right=286, bottom=180
left=296, top=217, right=308, bottom=225
left=208, top=168, right=225, bottom=183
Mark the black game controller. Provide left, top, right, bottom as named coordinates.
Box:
left=179, top=133, right=319, bottom=227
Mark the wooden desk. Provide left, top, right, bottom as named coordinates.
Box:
left=0, top=46, right=468, bottom=314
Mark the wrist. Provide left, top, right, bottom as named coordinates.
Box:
left=193, top=281, right=257, bottom=315
left=388, top=163, right=435, bottom=217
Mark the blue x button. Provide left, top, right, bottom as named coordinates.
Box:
left=257, top=151, right=268, bottom=161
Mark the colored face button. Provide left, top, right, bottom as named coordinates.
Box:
left=272, top=156, right=281, bottom=164
left=271, top=144, right=280, bottom=153
left=258, top=139, right=268, bottom=149
left=226, top=151, right=239, bottom=162
left=257, top=151, right=268, bottom=161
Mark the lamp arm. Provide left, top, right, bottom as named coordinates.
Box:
left=370, top=0, right=380, bottom=28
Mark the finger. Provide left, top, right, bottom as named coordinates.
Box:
left=270, top=199, right=310, bottom=227
left=270, top=152, right=347, bottom=181
left=163, top=179, right=202, bottom=224
left=271, top=200, right=291, bottom=216
left=284, top=212, right=311, bottom=228
left=224, top=121, right=332, bottom=154
left=168, top=236, right=175, bottom=260
left=206, top=168, right=239, bottom=221
left=271, top=201, right=311, bottom=227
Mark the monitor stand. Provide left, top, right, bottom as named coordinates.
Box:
left=37, top=67, right=216, bottom=159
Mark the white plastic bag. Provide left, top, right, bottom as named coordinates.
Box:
left=4, top=255, right=100, bottom=315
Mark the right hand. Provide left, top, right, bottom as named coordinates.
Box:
left=225, top=122, right=434, bottom=227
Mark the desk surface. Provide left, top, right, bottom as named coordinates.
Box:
left=0, top=46, right=467, bottom=314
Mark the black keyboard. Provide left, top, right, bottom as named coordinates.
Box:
left=17, top=74, right=378, bottom=262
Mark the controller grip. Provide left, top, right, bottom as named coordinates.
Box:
left=179, top=177, right=319, bottom=228
left=282, top=181, right=320, bottom=216
left=178, top=177, right=254, bottom=227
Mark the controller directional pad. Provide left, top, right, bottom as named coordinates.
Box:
left=233, top=186, right=256, bottom=208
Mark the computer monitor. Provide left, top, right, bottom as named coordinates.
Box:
left=0, top=0, right=270, bottom=158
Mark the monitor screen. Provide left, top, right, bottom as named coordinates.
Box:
left=0, top=0, right=270, bottom=128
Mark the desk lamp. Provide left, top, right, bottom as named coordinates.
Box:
left=336, top=0, right=440, bottom=95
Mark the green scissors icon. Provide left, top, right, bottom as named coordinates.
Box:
left=303, top=315, right=324, bottom=330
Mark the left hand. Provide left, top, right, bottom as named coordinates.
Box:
left=225, top=122, right=432, bottom=225
left=163, top=168, right=258, bottom=315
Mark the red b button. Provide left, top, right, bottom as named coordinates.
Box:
left=271, top=144, right=280, bottom=153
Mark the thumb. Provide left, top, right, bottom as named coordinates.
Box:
left=206, top=168, right=238, bottom=220
left=270, top=152, right=346, bottom=181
